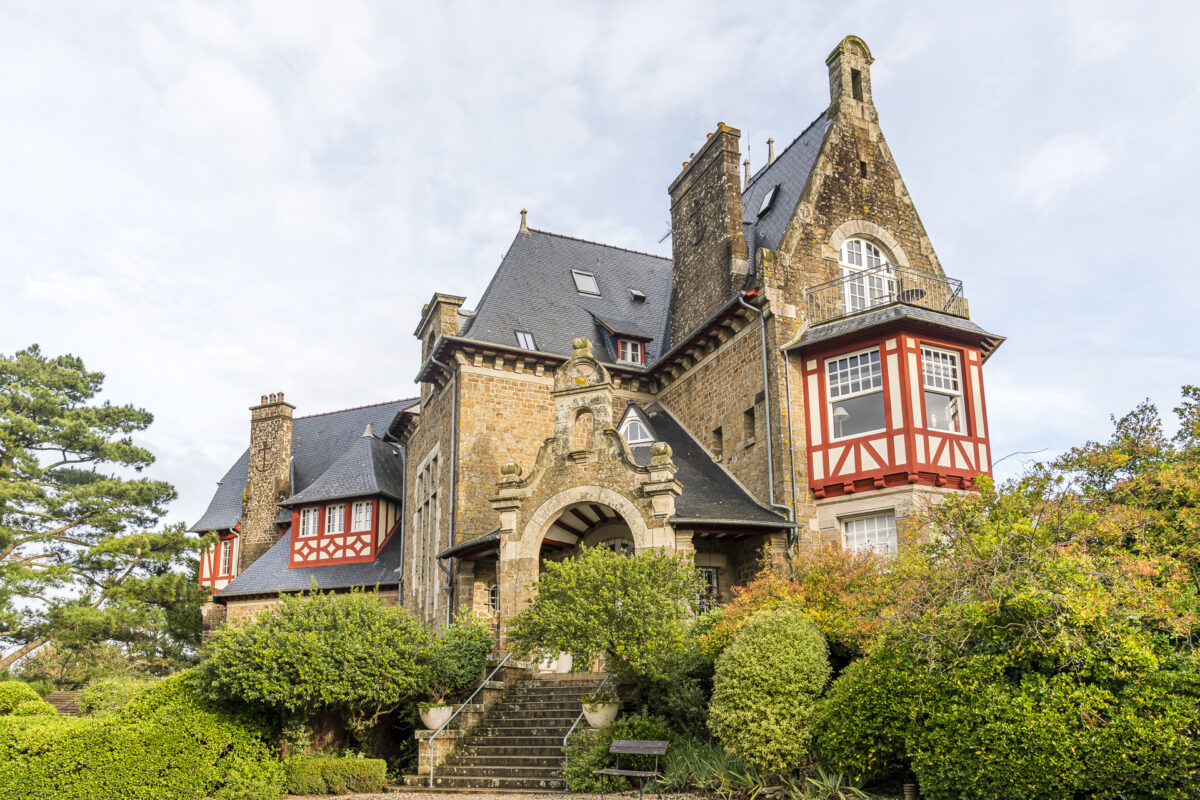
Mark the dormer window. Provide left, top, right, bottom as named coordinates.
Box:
left=516, top=330, right=537, bottom=350
left=325, top=503, right=345, bottom=535
left=299, top=508, right=319, bottom=538
left=758, top=184, right=779, bottom=217
left=840, top=238, right=895, bottom=313
left=621, top=417, right=653, bottom=444
left=572, top=270, right=600, bottom=296
left=629, top=289, right=646, bottom=302
left=617, top=338, right=644, bottom=364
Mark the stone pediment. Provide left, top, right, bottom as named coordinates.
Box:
left=551, top=337, right=613, bottom=395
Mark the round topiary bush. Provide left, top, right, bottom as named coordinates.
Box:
left=707, top=608, right=830, bottom=774
left=11, top=699, right=57, bottom=717
left=0, top=681, right=42, bottom=715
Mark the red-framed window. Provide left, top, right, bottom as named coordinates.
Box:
left=617, top=338, right=644, bottom=364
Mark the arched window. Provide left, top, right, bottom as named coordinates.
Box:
left=599, top=537, right=634, bottom=557
left=840, top=238, right=895, bottom=313
left=621, top=417, right=653, bottom=444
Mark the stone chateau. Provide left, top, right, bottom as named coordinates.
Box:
left=192, top=36, right=1004, bottom=639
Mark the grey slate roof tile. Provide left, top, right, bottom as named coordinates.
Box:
left=795, top=304, right=1005, bottom=358
left=214, top=528, right=403, bottom=600
left=282, top=433, right=405, bottom=507
left=741, top=113, right=830, bottom=254
left=189, top=400, right=414, bottom=533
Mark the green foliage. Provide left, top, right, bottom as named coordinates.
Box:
left=563, top=713, right=673, bottom=793
left=10, top=699, right=56, bottom=717
left=656, top=737, right=768, bottom=798
left=282, top=754, right=387, bottom=795
left=77, top=674, right=158, bottom=715
left=796, top=768, right=869, bottom=800
left=0, top=670, right=283, bottom=800
left=509, top=546, right=704, bottom=681
left=201, top=587, right=432, bottom=737
left=0, top=345, right=206, bottom=675
left=425, top=609, right=493, bottom=703
left=708, top=608, right=830, bottom=775
left=624, top=613, right=716, bottom=738
left=0, top=681, right=41, bottom=714
left=15, top=640, right=137, bottom=688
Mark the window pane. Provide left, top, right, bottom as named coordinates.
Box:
left=516, top=331, right=537, bottom=350
left=572, top=270, right=600, bottom=295
left=843, top=514, right=898, bottom=554
left=831, top=392, right=885, bottom=438
left=326, top=505, right=344, bottom=534
left=827, top=349, right=882, bottom=399
left=925, top=391, right=963, bottom=433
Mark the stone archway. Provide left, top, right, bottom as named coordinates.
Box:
left=513, top=486, right=657, bottom=564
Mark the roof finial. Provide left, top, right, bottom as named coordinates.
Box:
left=362, top=423, right=374, bottom=438
left=519, top=208, right=529, bottom=234
left=767, top=138, right=775, bottom=164
left=743, top=158, right=750, bottom=189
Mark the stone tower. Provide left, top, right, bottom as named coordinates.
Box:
left=239, top=392, right=293, bottom=572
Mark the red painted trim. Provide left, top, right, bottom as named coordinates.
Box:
left=288, top=499, right=383, bottom=569
left=198, top=532, right=239, bottom=589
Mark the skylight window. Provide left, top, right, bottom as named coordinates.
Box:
left=758, top=184, right=779, bottom=217
left=516, top=330, right=537, bottom=350
left=572, top=270, right=600, bottom=295
left=629, top=289, right=646, bottom=302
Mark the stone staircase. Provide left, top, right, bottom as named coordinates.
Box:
left=404, top=672, right=605, bottom=791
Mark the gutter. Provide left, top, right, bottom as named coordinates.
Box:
left=428, top=355, right=458, bottom=628
left=778, top=322, right=810, bottom=550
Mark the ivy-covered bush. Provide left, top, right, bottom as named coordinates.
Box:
left=707, top=608, right=830, bottom=775
left=425, top=610, right=493, bottom=705
left=283, top=755, right=387, bottom=795
left=0, top=681, right=41, bottom=715
left=0, top=670, right=283, bottom=800
left=10, top=699, right=56, bottom=717
left=563, top=713, right=673, bottom=792
left=77, top=674, right=158, bottom=715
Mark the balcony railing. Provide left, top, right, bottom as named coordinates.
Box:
left=805, top=263, right=968, bottom=327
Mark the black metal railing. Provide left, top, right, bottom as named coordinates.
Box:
left=805, top=263, right=968, bottom=326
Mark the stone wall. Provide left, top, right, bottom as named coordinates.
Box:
left=239, top=394, right=293, bottom=573
left=221, top=588, right=400, bottom=626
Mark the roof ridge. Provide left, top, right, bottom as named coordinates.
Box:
left=743, top=111, right=828, bottom=193
left=295, top=397, right=418, bottom=420
left=525, top=227, right=672, bottom=262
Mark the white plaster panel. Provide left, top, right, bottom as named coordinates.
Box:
left=886, top=353, right=902, bottom=429
left=907, top=351, right=923, bottom=428
left=807, top=373, right=823, bottom=446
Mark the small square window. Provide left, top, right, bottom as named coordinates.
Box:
left=571, top=270, right=600, bottom=295
left=629, top=289, right=646, bottom=302
left=515, top=330, right=537, bottom=350
left=617, top=339, right=643, bottom=364
left=843, top=513, right=897, bottom=554
left=758, top=184, right=779, bottom=217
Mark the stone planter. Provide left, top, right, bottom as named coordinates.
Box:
left=582, top=701, right=619, bottom=728
left=419, top=704, right=454, bottom=730
left=538, top=652, right=573, bottom=673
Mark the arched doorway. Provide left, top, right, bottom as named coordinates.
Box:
left=537, top=501, right=635, bottom=566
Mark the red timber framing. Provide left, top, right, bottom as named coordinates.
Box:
left=198, top=531, right=239, bottom=591
left=288, top=498, right=402, bottom=568
left=800, top=329, right=992, bottom=499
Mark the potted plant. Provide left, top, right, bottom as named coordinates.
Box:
left=581, top=689, right=619, bottom=728
left=418, top=698, right=455, bottom=731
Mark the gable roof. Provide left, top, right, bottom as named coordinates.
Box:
left=189, top=399, right=415, bottom=533
left=461, top=229, right=673, bottom=365
left=282, top=430, right=406, bottom=507
left=214, top=528, right=403, bottom=601
left=741, top=113, right=830, bottom=256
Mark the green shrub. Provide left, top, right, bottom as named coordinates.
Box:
left=10, top=699, right=56, bottom=717
left=283, top=756, right=327, bottom=794
left=77, top=674, right=158, bottom=715
left=0, top=681, right=41, bottom=715
left=282, top=755, right=387, bottom=795
left=0, top=670, right=283, bottom=800
left=657, top=738, right=768, bottom=796
left=426, top=610, right=494, bottom=704
left=707, top=608, right=830, bottom=775
left=563, top=713, right=673, bottom=792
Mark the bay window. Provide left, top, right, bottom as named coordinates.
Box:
left=827, top=347, right=885, bottom=440
left=921, top=346, right=964, bottom=433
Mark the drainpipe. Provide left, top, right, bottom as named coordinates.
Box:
left=397, top=448, right=407, bottom=601
left=737, top=292, right=794, bottom=532
left=430, top=354, right=458, bottom=628
left=778, top=324, right=809, bottom=551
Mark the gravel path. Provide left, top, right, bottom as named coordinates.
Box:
left=286, top=793, right=701, bottom=800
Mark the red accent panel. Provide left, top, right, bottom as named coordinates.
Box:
left=198, top=532, right=238, bottom=590
left=288, top=500, right=379, bottom=568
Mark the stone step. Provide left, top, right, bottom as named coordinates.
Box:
left=450, top=755, right=564, bottom=768
left=460, top=734, right=570, bottom=747
left=473, top=725, right=573, bottom=738
left=459, top=745, right=566, bottom=758
left=492, top=697, right=586, bottom=707
left=438, top=764, right=563, bottom=778
left=485, top=712, right=580, bottom=724
left=414, top=774, right=566, bottom=791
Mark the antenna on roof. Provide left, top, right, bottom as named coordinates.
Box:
left=657, top=224, right=671, bottom=244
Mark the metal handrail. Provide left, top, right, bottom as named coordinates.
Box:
left=804, top=262, right=967, bottom=326
left=428, top=650, right=513, bottom=787
left=561, top=672, right=612, bottom=790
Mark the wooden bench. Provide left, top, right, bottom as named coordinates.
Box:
left=595, top=739, right=668, bottom=800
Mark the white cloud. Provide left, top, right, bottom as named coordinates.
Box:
left=1014, top=133, right=1110, bottom=210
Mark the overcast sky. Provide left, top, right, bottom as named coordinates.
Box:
left=3, top=1, right=1198, bottom=528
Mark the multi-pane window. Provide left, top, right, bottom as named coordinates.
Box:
left=571, top=270, right=600, bottom=295
left=516, top=330, right=537, bottom=350
left=621, top=417, right=653, bottom=444
left=325, top=504, right=345, bottom=535
left=412, top=452, right=441, bottom=615
left=617, top=339, right=643, bottom=364
left=299, top=508, right=319, bottom=538
left=698, top=567, right=720, bottom=611
left=219, top=539, right=232, bottom=575
left=840, top=238, right=894, bottom=313
left=843, top=513, right=898, bottom=554
left=486, top=582, right=499, bottom=613
left=922, top=346, right=964, bottom=433
left=827, top=348, right=885, bottom=439
left=351, top=501, right=372, bottom=532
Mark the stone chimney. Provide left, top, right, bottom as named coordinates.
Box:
left=239, top=392, right=294, bottom=572
left=826, top=35, right=875, bottom=119
left=767, top=138, right=775, bottom=164
left=666, top=122, right=750, bottom=347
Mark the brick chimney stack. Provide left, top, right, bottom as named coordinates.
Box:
left=239, top=391, right=294, bottom=572
left=666, top=122, right=750, bottom=347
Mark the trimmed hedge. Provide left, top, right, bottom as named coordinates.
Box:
left=77, top=675, right=158, bottom=716
left=0, top=682, right=41, bottom=715
left=0, top=670, right=283, bottom=800
left=707, top=609, right=830, bottom=775
left=563, top=714, right=673, bottom=793
left=283, top=756, right=387, bottom=795
left=10, top=699, right=56, bottom=717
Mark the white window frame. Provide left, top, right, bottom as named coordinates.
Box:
left=842, top=513, right=898, bottom=554
left=351, top=500, right=373, bottom=532
left=921, top=345, right=965, bottom=434
left=219, top=539, right=232, bottom=575
left=299, top=507, right=319, bottom=538
left=621, top=417, right=653, bottom=444
left=515, top=330, right=537, bottom=350
left=617, top=338, right=643, bottom=364
left=325, top=503, right=345, bottom=535
left=839, top=238, right=895, bottom=313
left=826, top=346, right=885, bottom=441
left=571, top=269, right=600, bottom=296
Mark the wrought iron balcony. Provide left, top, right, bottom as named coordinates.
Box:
left=804, top=263, right=968, bottom=327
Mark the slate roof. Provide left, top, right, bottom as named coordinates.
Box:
left=460, top=229, right=673, bottom=364
left=793, top=304, right=1006, bottom=360
left=189, top=400, right=415, bottom=533
left=214, top=529, right=404, bottom=600
left=282, top=432, right=406, bottom=507
left=634, top=404, right=792, bottom=527
left=741, top=113, right=830, bottom=256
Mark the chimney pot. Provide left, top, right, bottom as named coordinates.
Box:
left=767, top=138, right=776, bottom=164
left=706, top=132, right=712, bottom=140
left=519, top=208, right=529, bottom=234
left=682, top=161, right=689, bottom=169
left=260, top=394, right=268, bottom=405
left=278, top=391, right=284, bottom=401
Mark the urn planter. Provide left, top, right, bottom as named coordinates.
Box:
left=582, top=701, right=619, bottom=728
left=419, top=704, right=454, bottom=730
